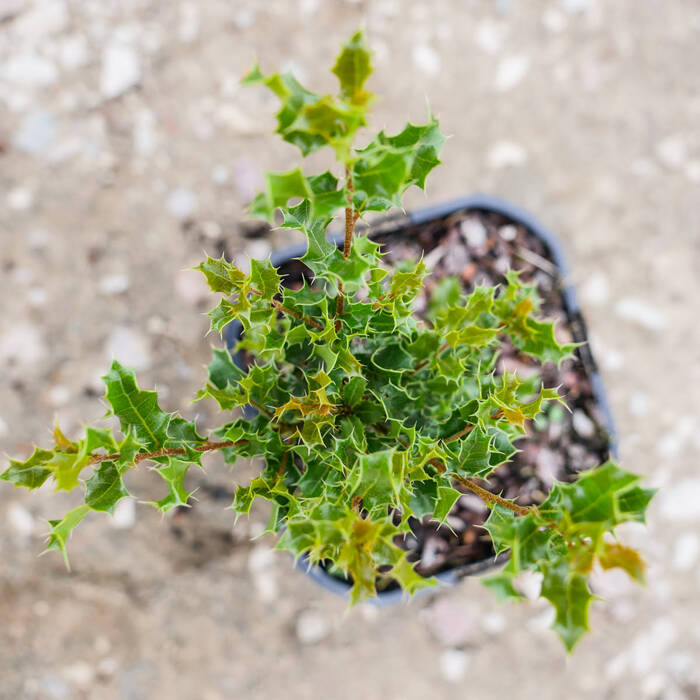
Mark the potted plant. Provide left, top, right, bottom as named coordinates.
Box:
left=1, top=32, right=654, bottom=652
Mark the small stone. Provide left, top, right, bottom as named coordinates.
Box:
left=628, top=391, right=649, bottom=416
left=614, top=298, right=667, bottom=331
left=656, top=136, right=687, bottom=170
left=481, top=611, right=506, bottom=634
left=232, top=9, right=255, bottom=29
left=572, top=409, right=595, bottom=439
left=166, top=187, right=198, bottom=218
left=248, top=544, right=275, bottom=572
left=0, top=322, right=44, bottom=365
left=40, top=674, right=71, bottom=699
left=8, top=503, right=35, bottom=536
left=685, top=160, right=700, bottom=183
left=27, top=229, right=49, bottom=249
left=253, top=571, right=277, bottom=602
left=100, top=43, right=141, bottom=99
left=7, top=187, right=34, bottom=211
left=0, top=414, right=8, bottom=438
left=13, top=0, right=68, bottom=38
left=105, top=327, right=151, bottom=371
left=2, top=53, right=58, bottom=86
left=445, top=515, right=466, bottom=532
left=34, top=600, right=50, bottom=617
left=178, top=2, right=200, bottom=42
left=439, top=649, right=470, bottom=683
left=95, top=636, right=111, bottom=655
left=211, top=165, right=229, bottom=184
left=495, top=55, right=530, bottom=92
left=542, top=8, right=567, bottom=32
left=59, top=34, right=89, bottom=70
left=475, top=20, right=505, bottom=54
left=133, top=109, right=157, bottom=156
left=460, top=218, right=487, bottom=247
left=561, top=0, right=588, bottom=13
left=99, top=273, right=130, bottom=296
left=580, top=271, right=609, bottom=306
left=428, top=598, right=474, bottom=646
left=487, top=141, right=527, bottom=169
left=296, top=609, right=329, bottom=644
left=48, top=385, right=70, bottom=407
left=672, top=533, right=699, bottom=571
left=13, top=110, right=56, bottom=157
left=200, top=220, right=222, bottom=240
left=96, top=657, right=119, bottom=677
left=174, top=268, right=210, bottom=305
left=62, top=662, right=94, bottom=688
left=499, top=224, right=517, bottom=241
left=412, top=44, right=441, bottom=76
left=111, top=499, right=135, bottom=529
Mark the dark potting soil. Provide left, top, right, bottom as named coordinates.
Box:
left=233, top=208, right=612, bottom=583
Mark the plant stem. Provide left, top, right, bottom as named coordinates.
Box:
left=443, top=424, right=475, bottom=443
left=249, top=288, right=324, bottom=331
left=335, top=165, right=355, bottom=328
left=451, top=473, right=533, bottom=517
left=87, top=439, right=245, bottom=467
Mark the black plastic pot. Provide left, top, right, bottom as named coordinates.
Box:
left=225, top=194, right=617, bottom=606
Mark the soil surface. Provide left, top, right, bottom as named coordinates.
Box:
left=1, top=2, right=699, bottom=699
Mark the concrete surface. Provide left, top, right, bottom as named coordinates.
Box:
left=1, top=1, right=699, bottom=698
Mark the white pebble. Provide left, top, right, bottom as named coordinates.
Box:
left=245, top=240, right=272, bottom=260
left=296, top=609, right=330, bottom=644
left=111, top=499, right=135, bottom=529
left=659, top=480, right=700, bottom=521
left=475, top=20, right=505, bottom=54
left=614, top=298, right=667, bottom=331
left=105, top=327, right=151, bottom=371
left=428, top=598, right=474, bottom=646
left=0, top=321, right=44, bottom=365
left=99, top=274, right=130, bottom=296
left=211, top=165, right=230, bottom=184
left=0, top=414, right=8, bottom=438
left=8, top=503, right=35, bottom=536
left=528, top=605, right=556, bottom=631
left=499, top=225, right=517, bottom=241
left=412, top=44, right=441, bottom=77
left=166, top=187, right=198, bottom=218
left=248, top=544, right=276, bottom=572
left=628, top=391, right=649, bottom=416
left=59, top=34, right=89, bottom=70
left=100, top=43, right=141, bottom=99
left=2, top=53, right=58, bottom=86
left=684, top=160, right=700, bottom=183
left=253, top=571, right=278, bottom=602
left=61, top=662, right=94, bottom=688
left=672, top=533, right=699, bottom=571
left=561, top=0, right=589, bottom=12
left=542, top=8, right=568, bottom=33
left=13, top=110, right=56, bottom=157
left=96, top=657, right=119, bottom=677
left=495, top=55, right=530, bottom=92
left=178, top=2, right=200, bottom=42
left=656, top=136, right=687, bottom=170
left=580, top=271, right=609, bottom=306
left=13, top=0, right=68, bottom=39
left=48, top=385, right=70, bottom=407
left=572, top=410, right=595, bottom=438
left=439, top=649, right=470, bottom=683
left=481, top=611, right=506, bottom=634
left=487, top=141, right=527, bottom=169
left=7, top=187, right=34, bottom=211
left=461, top=218, right=488, bottom=247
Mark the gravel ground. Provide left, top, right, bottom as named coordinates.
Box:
left=1, top=1, right=700, bottom=698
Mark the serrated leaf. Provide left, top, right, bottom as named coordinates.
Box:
left=102, top=361, right=170, bottom=450
left=85, top=461, right=129, bottom=513
left=598, top=542, right=646, bottom=582
left=332, top=30, right=373, bottom=105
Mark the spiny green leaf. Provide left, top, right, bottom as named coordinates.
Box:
left=85, top=461, right=130, bottom=513
left=332, top=30, right=373, bottom=105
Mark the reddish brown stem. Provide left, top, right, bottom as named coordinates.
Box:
left=248, top=288, right=324, bottom=331
left=87, top=439, right=245, bottom=467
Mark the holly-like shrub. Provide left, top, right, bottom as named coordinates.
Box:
left=1, top=33, right=654, bottom=651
